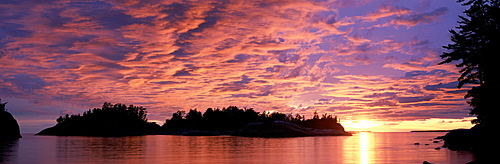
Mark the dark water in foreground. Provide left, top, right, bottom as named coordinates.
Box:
left=1, top=132, right=474, bottom=163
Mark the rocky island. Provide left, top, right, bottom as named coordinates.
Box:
left=0, top=100, right=22, bottom=140
left=160, top=106, right=351, bottom=137
left=36, top=102, right=160, bottom=136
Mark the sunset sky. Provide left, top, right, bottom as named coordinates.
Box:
left=1, top=0, right=475, bottom=132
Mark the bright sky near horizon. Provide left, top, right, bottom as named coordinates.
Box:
left=1, top=0, right=475, bottom=132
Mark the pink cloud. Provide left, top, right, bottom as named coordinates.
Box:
left=362, top=5, right=411, bottom=22
left=0, top=0, right=469, bottom=132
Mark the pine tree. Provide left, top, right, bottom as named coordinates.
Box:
left=440, top=0, right=500, bottom=128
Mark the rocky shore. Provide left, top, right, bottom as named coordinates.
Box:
left=437, top=125, right=498, bottom=163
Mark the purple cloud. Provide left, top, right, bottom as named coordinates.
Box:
left=0, top=0, right=470, bottom=132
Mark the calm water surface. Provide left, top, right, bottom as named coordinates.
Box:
left=1, top=132, right=474, bottom=163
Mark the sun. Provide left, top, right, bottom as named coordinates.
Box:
left=344, top=120, right=380, bottom=129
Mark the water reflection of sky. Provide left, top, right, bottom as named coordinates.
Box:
left=2, top=133, right=475, bottom=163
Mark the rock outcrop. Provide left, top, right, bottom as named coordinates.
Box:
left=437, top=125, right=499, bottom=163
left=237, top=121, right=351, bottom=137
left=160, top=121, right=352, bottom=137
left=437, top=129, right=474, bottom=151
left=0, top=110, right=22, bottom=140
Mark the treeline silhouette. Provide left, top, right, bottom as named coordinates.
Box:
left=55, top=102, right=147, bottom=124
left=36, top=102, right=159, bottom=136
left=161, top=106, right=343, bottom=132
left=36, top=103, right=346, bottom=136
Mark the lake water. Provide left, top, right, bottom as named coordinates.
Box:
left=1, top=132, right=474, bottom=163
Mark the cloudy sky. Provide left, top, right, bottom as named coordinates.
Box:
left=1, top=0, right=475, bottom=132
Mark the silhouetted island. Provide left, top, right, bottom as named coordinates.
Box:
left=0, top=100, right=22, bottom=140
left=160, top=106, right=351, bottom=137
left=36, top=102, right=160, bottom=136
left=36, top=103, right=350, bottom=137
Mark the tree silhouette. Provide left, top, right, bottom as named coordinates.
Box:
left=56, top=116, right=63, bottom=124
left=186, top=109, right=202, bottom=121
left=0, top=99, right=7, bottom=112
left=313, top=111, right=320, bottom=120
left=440, top=0, right=500, bottom=128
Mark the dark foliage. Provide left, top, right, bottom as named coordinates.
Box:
left=440, top=0, right=500, bottom=128
left=0, top=100, right=6, bottom=112
left=36, top=102, right=159, bottom=136
left=439, top=1, right=500, bottom=161
left=161, top=106, right=342, bottom=132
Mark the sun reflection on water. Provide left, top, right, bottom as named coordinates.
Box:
left=359, top=132, right=370, bottom=164
left=13, top=133, right=476, bottom=163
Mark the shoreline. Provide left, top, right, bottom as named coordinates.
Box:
left=410, top=130, right=450, bottom=132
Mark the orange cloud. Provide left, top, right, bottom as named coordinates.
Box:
left=0, top=0, right=469, bottom=132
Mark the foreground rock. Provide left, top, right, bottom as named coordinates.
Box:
left=437, top=125, right=499, bottom=163
left=436, top=129, right=474, bottom=151
left=437, top=125, right=497, bottom=151
left=0, top=110, right=22, bottom=140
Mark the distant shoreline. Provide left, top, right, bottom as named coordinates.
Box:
left=410, top=130, right=450, bottom=132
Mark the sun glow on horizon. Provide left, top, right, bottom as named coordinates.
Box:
left=343, top=120, right=382, bottom=131
left=340, top=117, right=475, bottom=132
